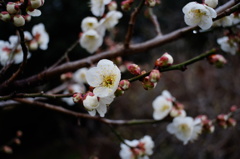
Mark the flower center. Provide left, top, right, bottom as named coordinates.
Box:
left=102, top=74, right=116, bottom=88
left=161, top=104, right=170, bottom=112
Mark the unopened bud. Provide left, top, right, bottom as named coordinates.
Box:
left=25, top=14, right=32, bottom=22
left=227, top=118, right=237, bottom=127
left=108, top=1, right=118, bottom=11
left=13, top=15, right=25, bottom=27
left=60, top=72, right=73, bottom=81
left=29, top=39, right=38, bottom=50
left=204, top=0, right=218, bottom=8
left=119, top=80, right=130, bottom=90
left=16, top=130, right=23, bottom=137
left=170, top=108, right=186, bottom=118
left=83, top=93, right=99, bottom=111
left=149, top=69, right=160, bottom=83
left=121, top=0, right=134, bottom=11
left=155, top=52, right=173, bottom=67
left=72, top=92, right=83, bottom=103
left=230, top=105, right=238, bottom=112
left=217, top=114, right=228, bottom=121
left=218, top=120, right=228, bottom=129
left=127, top=63, right=141, bottom=75
left=6, top=2, right=19, bottom=14
left=142, top=76, right=156, bottom=90
left=114, top=87, right=124, bottom=97
left=29, top=0, right=44, bottom=9
left=0, top=11, right=11, bottom=22
left=3, top=146, right=13, bottom=154
left=208, top=54, right=227, bottom=68
left=14, top=138, right=21, bottom=145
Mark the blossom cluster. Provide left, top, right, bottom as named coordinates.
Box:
left=0, top=0, right=45, bottom=27
left=79, top=0, right=122, bottom=53
left=119, top=135, right=154, bottom=159
left=0, top=23, right=49, bottom=66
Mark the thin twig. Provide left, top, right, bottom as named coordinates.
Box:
left=13, top=98, right=164, bottom=126
left=128, top=48, right=218, bottom=82
left=148, top=8, right=162, bottom=35
left=124, top=0, right=145, bottom=48
left=0, top=92, right=73, bottom=101
left=48, top=40, right=79, bottom=69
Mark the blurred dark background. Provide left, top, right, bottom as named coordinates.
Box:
left=0, top=0, right=240, bottom=159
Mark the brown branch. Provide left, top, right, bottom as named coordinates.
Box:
left=0, top=0, right=236, bottom=94
left=13, top=98, right=163, bottom=126
left=124, top=0, right=145, bottom=48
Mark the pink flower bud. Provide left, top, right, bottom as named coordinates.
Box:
left=72, top=92, right=83, bottom=103
left=16, top=130, right=23, bottom=137
left=121, top=0, right=134, bottom=11
left=217, top=114, right=228, bottom=121
left=114, top=87, right=124, bottom=96
left=0, top=11, right=11, bottom=22
left=119, top=80, right=130, bottom=90
left=149, top=69, right=161, bottom=83
left=14, top=138, right=21, bottom=145
left=6, top=2, right=19, bottom=14
left=227, top=118, right=237, bottom=127
left=208, top=54, right=227, bottom=68
left=13, top=15, right=25, bottom=27
left=25, top=14, right=32, bottom=22
left=218, top=120, right=228, bottom=129
left=3, top=146, right=13, bottom=154
left=230, top=105, right=238, bottom=112
left=155, top=52, right=173, bottom=67
left=142, top=76, right=157, bottom=90
left=60, top=72, right=73, bottom=81
left=127, top=63, right=141, bottom=75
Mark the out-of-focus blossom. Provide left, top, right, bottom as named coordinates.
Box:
left=62, top=84, right=86, bottom=106
left=80, top=29, right=103, bottom=53
left=152, top=90, right=174, bottom=120
left=213, top=16, right=233, bottom=27
left=90, top=0, right=111, bottom=17
left=119, top=135, right=154, bottom=159
left=217, top=36, right=239, bottom=55
left=73, top=68, right=88, bottom=84
left=167, top=116, right=202, bottom=145
left=99, top=10, right=123, bottom=29
left=81, top=17, right=99, bottom=32
left=32, top=23, right=49, bottom=50
left=182, top=2, right=217, bottom=30
left=86, top=59, right=121, bottom=97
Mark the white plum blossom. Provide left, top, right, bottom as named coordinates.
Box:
left=167, top=116, right=202, bottom=145
left=0, top=35, right=31, bottom=66
left=182, top=2, right=217, bottom=30
left=99, top=10, right=123, bottom=29
left=230, top=13, right=240, bottom=25
left=119, top=135, right=154, bottom=159
left=81, top=17, right=99, bottom=32
left=80, top=29, right=103, bottom=53
left=83, top=94, right=100, bottom=111
left=152, top=95, right=173, bottom=120
left=90, top=0, right=111, bottom=17
left=86, top=95, right=115, bottom=117
left=27, top=9, right=42, bottom=17
left=73, top=67, right=88, bottom=84
left=32, top=23, right=49, bottom=50
left=86, top=59, right=121, bottom=97
left=204, top=0, right=218, bottom=8
left=217, top=36, right=239, bottom=55
left=213, top=16, right=233, bottom=27
left=152, top=90, right=175, bottom=120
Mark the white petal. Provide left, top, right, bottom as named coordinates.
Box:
left=96, top=103, right=107, bottom=117
left=86, top=67, right=102, bottom=87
